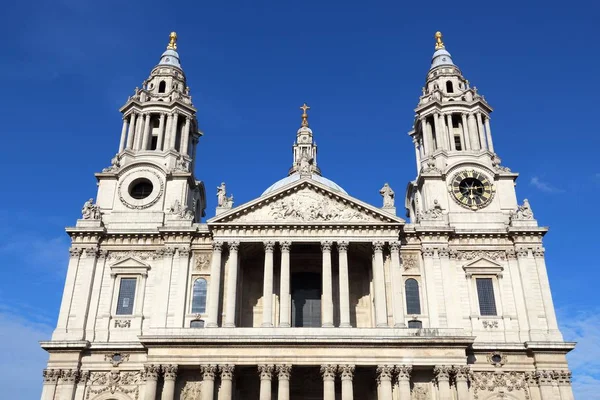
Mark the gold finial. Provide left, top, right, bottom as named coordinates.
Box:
left=167, top=31, right=178, bottom=50
left=435, top=31, right=445, bottom=50
left=300, top=103, right=310, bottom=127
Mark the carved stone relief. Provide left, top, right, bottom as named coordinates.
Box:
left=471, top=371, right=529, bottom=400
left=194, top=253, right=211, bottom=272
left=181, top=381, right=202, bottom=400
left=86, top=370, right=141, bottom=399
left=450, top=250, right=507, bottom=261
left=411, top=384, right=430, bottom=400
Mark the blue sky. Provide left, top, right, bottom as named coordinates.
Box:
left=1, top=0, right=598, bottom=398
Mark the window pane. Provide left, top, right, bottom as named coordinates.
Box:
left=476, top=278, right=497, bottom=316
left=190, top=320, right=205, bottom=328
left=191, top=278, right=208, bottom=314
left=405, top=279, right=421, bottom=315
left=116, top=278, right=137, bottom=315
left=408, top=320, right=422, bottom=329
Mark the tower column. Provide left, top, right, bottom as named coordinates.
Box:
left=321, top=241, right=334, bottom=327
left=206, top=242, right=223, bottom=328
left=258, top=365, right=274, bottom=400
left=262, top=241, right=275, bottom=327
left=164, top=113, right=173, bottom=150
left=476, top=113, right=486, bottom=150
left=446, top=113, right=455, bottom=150
left=141, top=113, right=152, bottom=150
left=372, top=241, right=388, bottom=327
left=201, top=365, right=217, bottom=400
left=157, top=113, right=166, bottom=151
left=461, top=113, right=471, bottom=150
left=321, top=365, right=336, bottom=400
left=169, top=112, right=179, bottom=149
left=134, top=112, right=144, bottom=150
left=376, top=365, right=393, bottom=400
left=338, top=241, right=351, bottom=328
left=467, top=113, right=480, bottom=150
left=422, top=117, right=431, bottom=154
left=390, top=241, right=405, bottom=327
left=277, top=365, right=291, bottom=400
left=119, top=117, right=128, bottom=152
left=413, top=138, right=421, bottom=172
left=181, top=116, right=191, bottom=155
left=224, top=241, right=240, bottom=327
left=434, top=366, right=451, bottom=400
left=484, top=116, right=495, bottom=152
left=396, top=365, right=412, bottom=400
left=340, top=365, right=355, bottom=400
left=126, top=112, right=137, bottom=150
left=219, top=365, right=235, bottom=400
left=162, top=365, right=178, bottom=400
left=279, top=241, right=292, bottom=327
left=143, top=365, right=160, bottom=400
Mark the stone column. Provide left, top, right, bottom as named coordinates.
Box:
left=460, top=113, right=471, bottom=150
left=181, top=116, right=191, bottom=155
left=396, top=365, right=412, bottom=400
left=526, top=372, right=542, bottom=400
left=340, top=365, right=355, bottom=400
left=446, top=113, right=455, bottom=150
left=484, top=117, right=494, bottom=152
left=224, top=241, right=240, bottom=327
left=506, top=250, right=530, bottom=337
left=476, top=113, right=486, bottom=150
left=162, top=365, right=178, bottom=400
left=157, top=113, right=166, bottom=151
left=376, top=365, right=394, bottom=400
left=321, top=241, right=334, bottom=327
left=164, top=113, right=173, bottom=151
left=321, top=365, right=337, bottom=400
left=421, top=247, right=439, bottom=327
left=119, top=117, right=128, bottom=152
left=413, top=138, right=421, bottom=172
left=126, top=112, right=137, bottom=150
left=41, top=369, right=59, bottom=400
left=72, top=248, right=99, bottom=339
left=141, top=113, right=152, bottom=150
left=219, top=365, right=234, bottom=400
left=55, top=248, right=82, bottom=336
left=134, top=112, right=144, bottom=150
left=201, top=365, right=217, bottom=400
left=206, top=242, right=224, bottom=328
left=262, top=241, right=275, bottom=327
left=537, top=371, right=556, bottom=399
left=467, top=113, right=480, bottom=150
left=57, top=369, right=78, bottom=400
left=556, top=371, right=574, bottom=400
left=277, top=365, right=291, bottom=400
left=259, top=365, right=274, bottom=400
left=453, top=366, right=470, bottom=400
left=515, top=247, right=539, bottom=331
left=389, top=242, right=405, bottom=327
left=338, top=241, right=351, bottom=328
left=279, top=241, right=292, bottom=327
left=372, top=241, right=388, bottom=327
left=434, top=366, right=451, bottom=400
left=169, top=112, right=179, bottom=149
left=74, top=371, right=89, bottom=400
left=533, top=248, right=560, bottom=332
left=143, top=365, right=160, bottom=400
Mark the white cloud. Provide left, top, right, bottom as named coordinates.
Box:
left=0, top=311, right=53, bottom=400
left=530, top=176, right=563, bottom=193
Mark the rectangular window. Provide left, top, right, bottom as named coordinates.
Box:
left=454, top=135, right=462, bottom=150
left=116, top=278, right=137, bottom=315
left=476, top=278, right=497, bottom=316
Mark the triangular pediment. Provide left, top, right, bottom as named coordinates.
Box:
left=462, top=257, right=503, bottom=276
left=209, top=178, right=404, bottom=225
left=110, top=257, right=150, bottom=268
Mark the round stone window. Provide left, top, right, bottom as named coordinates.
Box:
left=129, top=178, right=153, bottom=199
left=491, top=354, right=502, bottom=363
left=112, top=353, right=122, bottom=363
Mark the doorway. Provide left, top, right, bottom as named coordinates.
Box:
left=291, top=272, right=321, bottom=327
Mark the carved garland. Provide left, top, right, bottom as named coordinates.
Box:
left=86, top=370, right=141, bottom=400
left=471, top=371, right=530, bottom=400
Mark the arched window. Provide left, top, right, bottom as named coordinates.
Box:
left=190, top=319, right=205, bottom=328
left=158, top=80, right=166, bottom=93
left=408, top=320, right=422, bottom=329
left=446, top=81, right=454, bottom=93
left=191, top=278, right=207, bottom=313
left=405, top=278, right=421, bottom=315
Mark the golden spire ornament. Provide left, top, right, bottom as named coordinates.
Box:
left=434, top=31, right=445, bottom=50
left=167, top=31, right=178, bottom=50
left=300, top=102, right=310, bottom=127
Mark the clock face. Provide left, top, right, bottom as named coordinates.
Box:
left=450, top=170, right=494, bottom=210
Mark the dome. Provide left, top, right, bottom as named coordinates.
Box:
left=430, top=48, right=454, bottom=70
left=262, top=173, right=347, bottom=196
left=158, top=49, right=181, bottom=68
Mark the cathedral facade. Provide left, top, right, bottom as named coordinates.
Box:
left=40, top=32, right=575, bottom=400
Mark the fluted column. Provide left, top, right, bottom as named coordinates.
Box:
left=219, top=365, right=234, bottom=400
left=389, top=241, right=405, bottom=327
left=57, top=369, right=78, bottom=400
left=340, top=365, right=355, bottom=400
left=372, top=241, right=388, bottom=327
left=119, top=117, right=128, bottom=152
left=484, top=117, right=494, bottom=152
left=126, top=112, right=137, bottom=149
left=556, top=371, right=574, bottom=400
left=164, top=113, right=173, bottom=151
left=181, top=117, right=191, bottom=155
left=224, top=241, right=240, bottom=327
left=533, top=248, right=559, bottom=332
left=262, top=241, right=275, bottom=327
left=337, top=241, right=351, bottom=327
left=169, top=112, right=179, bottom=149
left=143, top=365, right=160, bottom=400
left=201, top=365, right=217, bottom=400
left=141, top=113, right=152, bottom=150
left=321, top=365, right=337, bottom=400
left=460, top=113, right=471, bottom=150
left=515, top=247, right=539, bottom=331
left=321, top=241, right=334, bottom=327
left=206, top=242, right=224, bottom=328
left=467, top=113, right=480, bottom=150
left=376, top=365, right=394, bottom=400
left=434, top=366, right=451, bottom=400
left=162, top=365, right=178, bottom=400
left=453, top=366, right=470, bottom=400
left=396, top=365, right=412, bottom=400
left=476, top=113, right=486, bottom=150
left=279, top=241, right=292, bottom=327
left=259, top=365, right=274, bottom=400
left=157, top=113, right=166, bottom=151
left=41, top=369, right=59, bottom=400
left=277, top=365, right=291, bottom=400
left=446, top=113, right=455, bottom=150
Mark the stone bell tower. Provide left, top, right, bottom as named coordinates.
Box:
left=405, top=32, right=520, bottom=229
left=92, top=32, right=206, bottom=230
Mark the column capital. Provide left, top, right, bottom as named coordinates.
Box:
left=162, top=364, right=178, bottom=381
left=321, top=240, right=333, bottom=252
left=376, top=365, right=394, bottom=383
left=339, top=364, right=355, bottom=381
left=219, top=364, right=235, bottom=380
left=228, top=241, right=240, bottom=252
left=43, top=369, right=60, bottom=384
left=372, top=241, right=384, bottom=252
left=143, top=364, right=160, bottom=381
left=536, top=370, right=556, bottom=386
left=201, top=365, right=217, bottom=381
left=554, top=370, right=572, bottom=385
left=258, top=364, right=274, bottom=380
left=452, top=365, right=470, bottom=382
left=264, top=241, right=275, bottom=252
left=212, top=241, right=224, bottom=252
left=337, top=241, right=349, bottom=252
left=389, top=241, right=401, bottom=253
left=396, top=365, right=412, bottom=381
left=59, top=369, right=79, bottom=384
left=320, top=365, right=337, bottom=381
left=434, top=365, right=451, bottom=382
left=280, top=241, right=292, bottom=252
left=276, top=365, right=292, bottom=380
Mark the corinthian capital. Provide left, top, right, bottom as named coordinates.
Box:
left=396, top=365, right=412, bottom=381
left=321, top=241, right=332, bottom=252
left=212, top=241, right=223, bottom=252
left=389, top=241, right=401, bottom=252
left=372, top=241, right=384, bottom=252
left=143, top=364, right=160, bottom=381
left=337, top=241, right=349, bottom=252
left=258, top=364, right=274, bottom=380
left=277, top=365, right=292, bottom=380
left=263, top=241, right=275, bottom=252
left=228, top=241, right=240, bottom=252
left=220, top=365, right=235, bottom=380
left=434, top=365, right=451, bottom=382
left=320, top=364, right=337, bottom=380
left=376, top=365, right=394, bottom=382
left=43, top=369, right=60, bottom=383
left=339, top=364, right=355, bottom=381
left=280, top=241, right=292, bottom=252
left=201, top=365, right=217, bottom=380
left=162, top=365, right=178, bottom=381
